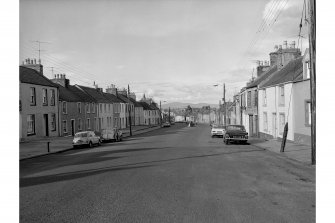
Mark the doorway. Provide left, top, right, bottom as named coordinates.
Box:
left=71, top=119, right=75, bottom=136
left=43, top=114, right=49, bottom=136
left=272, top=113, right=277, bottom=138
left=249, top=115, right=253, bottom=136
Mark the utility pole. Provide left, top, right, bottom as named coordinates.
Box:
left=223, top=83, right=226, bottom=126
left=218, top=100, right=221, bottom=125
left=160, top=101, right=162, bottom=127
left=127, top=84, right=132, bottom=136
left=168, top=107, right=171, bottom=124
left=308, top=0, right=316, bottom=165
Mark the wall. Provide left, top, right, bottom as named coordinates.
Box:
left=292, top=80, right=311, bottom=145
left=20, top=83, right=59, bottom=140
left=258, top=84, right=294, bottom=141
left=59, top=101, right=97, bottom=136
left=135, top=107, right=144, bottom=125
left=97, top=103, right=114, bottom=131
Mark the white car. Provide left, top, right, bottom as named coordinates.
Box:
left=211, top=125, right=226, bottom=138
left=101, top=128, right=123, bottom=142
left=73, top=131, right=101, bottom=148
left=163, top=122, right=171, bottom=127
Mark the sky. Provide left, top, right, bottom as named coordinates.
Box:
left=20, top=0, right=309, bottom=104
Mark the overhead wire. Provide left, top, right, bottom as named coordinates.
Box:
left=20, top=45, right=94, bottom=86
left=21, top=40, right=101, bottom=81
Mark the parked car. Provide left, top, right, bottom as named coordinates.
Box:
left=73, top=131, right=101, bottom=148
left=188, top=121, right=195, bottom=127
left=101, top=128, right=123, bottom=142
left=211, top=125, right=226, bottom=137
left=163, top=122, right=171, bottom=127
left=223, top=125, right=248, bottom=144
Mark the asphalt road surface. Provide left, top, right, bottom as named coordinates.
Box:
left=20, top=123, right=315, bottom=223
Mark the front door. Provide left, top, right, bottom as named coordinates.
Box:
left=255, top=115, right=259, bottom=137
left=272, top=113, right=277, bottom=138
left=71, top=119, right=75, bottom=136
left=249, top=115, right=253, bottom=136
left=43, top=114, right=49, bottom=136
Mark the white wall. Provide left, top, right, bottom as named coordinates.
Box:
left=258, top=83, right=294, bottom=141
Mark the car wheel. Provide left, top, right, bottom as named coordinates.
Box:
left=73, top=145, right=77, bottom=149
left=89, top=141, right=93, bottom=148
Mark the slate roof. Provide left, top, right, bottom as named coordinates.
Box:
left=138, top=102, right=152, bottom=110
left=246, top=65, right=278, bottom=89
left=103, top=92, right=124, bottom=103
left=259, top=57, right=303, bottom=89
left=116, top=94, right=130, bottom=104
left=127, top=97, right=144, bottom=108
left=68, top=85, right=96, bottom=102
left=20, top=66, right=58, bottom=87
left=76, top=85, right=110, bottom=103
left=149, top=103, right=160, bottom=110
left=55, top=84, right=81, bottom=102
left=54, top=84, right=96, bottom=102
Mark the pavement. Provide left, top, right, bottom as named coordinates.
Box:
left=249, top=137, right=312, bottom=165
left=19, top=125, right=161, bottom=160
left=20, top=123, right=315, bottom=223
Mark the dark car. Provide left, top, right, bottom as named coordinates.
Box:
left=223, top=125, right=248, bottom=144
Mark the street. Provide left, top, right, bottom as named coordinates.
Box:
left=20, top=123, right=315, bottom=223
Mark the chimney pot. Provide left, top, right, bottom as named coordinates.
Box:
left=34, top=59, right=36, bottom=64
left=54, top=74, right=56, bottom=78
left=57, top=74, right=59, bottom=79
left=284, top=41, right=288, bottom=48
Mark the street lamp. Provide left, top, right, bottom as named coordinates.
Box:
left=213, top=83, right=226, bottom=126
left=160, top=100, right=167, bottom=127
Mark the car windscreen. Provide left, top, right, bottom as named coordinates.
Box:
left=227, top=126, right=245, bottom=131
left=75, top=133, right=87, bottom=137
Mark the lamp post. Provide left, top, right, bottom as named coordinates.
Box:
left=127, top=85, right=132, bottom=136
left=213, top=83, right=226, bottom=126
left=160, top=100, right=167, bottom=127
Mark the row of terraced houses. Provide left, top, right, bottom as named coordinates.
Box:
left=19, top=59, right=161, bottom=142
left=226, top=41, right=312, bottom=146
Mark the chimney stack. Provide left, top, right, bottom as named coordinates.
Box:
left=283, top=41, right=287, bottom=49
left=50, top=73, right=70, bottom=88
left=21, top=58, right=44, bottom=75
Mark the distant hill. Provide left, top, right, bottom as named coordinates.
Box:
left=161, top=102, right=219, bottom=109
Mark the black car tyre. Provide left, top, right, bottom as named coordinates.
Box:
left=225, top=135, right=229, bottom=145
left=89, top=141, right=93, bottom=148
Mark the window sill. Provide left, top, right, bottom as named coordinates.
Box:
left=27, top=133, right=36, bottom=136
left=30, top=104, right=36, bottom=106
